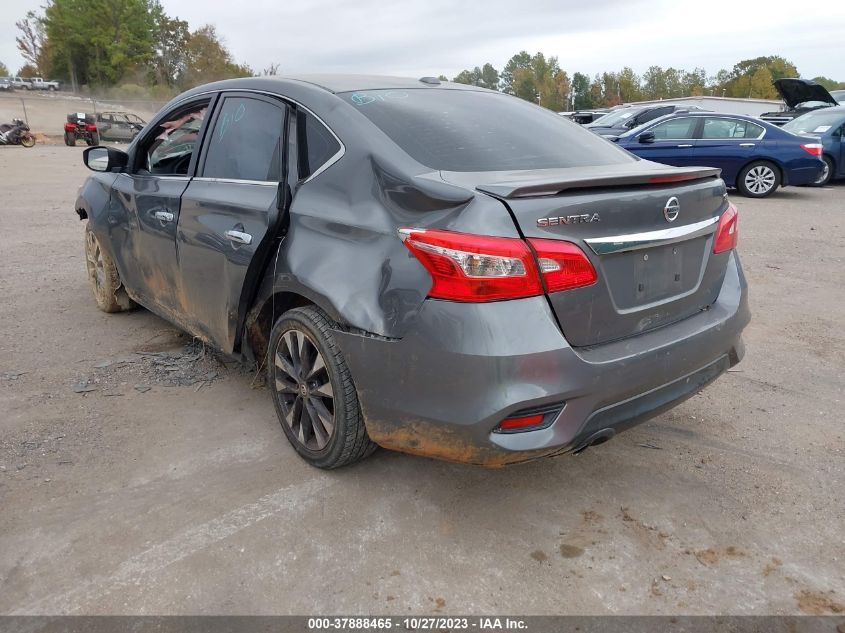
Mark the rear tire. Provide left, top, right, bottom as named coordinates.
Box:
left=813, top=156, right=834, bottom=187
left=64, top=132, right=75, bottom=147
left=84, top=225, right=136, bottom=313
left=268, top=306, right=376, bottom=469
left=736, top=161, right=780, bottom=198
left=19, top=133, right=35, bottom=148
left=86, top=131, right=100, bottom=146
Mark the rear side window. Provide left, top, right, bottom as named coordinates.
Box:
left=702, top=118, right=764, bottom=139
left=343, top=89, right=634, bottom=172
left=298, top=112, right=341, bottom=179
left=203, top=96, right=286, bottom=182
left=649, top=117, right=698, bottom=139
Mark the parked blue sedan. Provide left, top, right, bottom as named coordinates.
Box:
left=782, top=106, right=845, bottom=186
left=613, top=112, right=824, bottom=197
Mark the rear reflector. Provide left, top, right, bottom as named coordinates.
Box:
left=399, top=228, right=543, bottom=302
left=713, top=203, right=739, bottom=254
left=800, top=143, right=823, bottom=157
left=527, top=239, right=597, bottom=292
left=499, top=414, right=545, bottom=431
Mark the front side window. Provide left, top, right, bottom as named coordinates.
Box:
left=649, top=117, right=698, bottom=139
left=637, top=107, right=672, bottom=125
left=702, top=118, right=763, bottom=139
left=202, top=96, right=285, bottom=182
left=343, top=89, right=634, bottom=172
left=143, top=103, right=209, bottom=176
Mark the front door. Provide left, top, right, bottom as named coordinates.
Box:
left=177, top=93, right=289, bottom=351
left=110, top=100, right=212, bottom=323
left=633, top=116, right=701, bottom=167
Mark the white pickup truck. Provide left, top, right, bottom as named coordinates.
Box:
left=29, top=77, right=61, bottom=91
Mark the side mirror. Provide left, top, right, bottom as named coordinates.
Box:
left=638, top=131, right=656, bottom=144
left=83, top=146, right=128, bottom=173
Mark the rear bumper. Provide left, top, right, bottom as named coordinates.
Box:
left=334, top=251, right=750, bottom=466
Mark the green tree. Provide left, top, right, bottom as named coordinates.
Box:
left=617, top=67, right=642, bottom=103
left=722, top=56, right=798, bottom=98
left=43, top=0, right=155, bottom=86
left=437, top=75, right=448, bottom=82
left=452, top=68, right=479, bottom=85
left=149, top=2, right=190, bottom=86
left=179, top=25, right=251, bottom=89
left=642, top=66, right=667, bottom=100
left=480, top=63, right=499, bottom=90
left=501, top=51, right=532, bottom=95
left=0, top=62, right=9, bottom=76
left=571, top=72, right=592, bottom=109
left=812, top=76, right=845, bottom=90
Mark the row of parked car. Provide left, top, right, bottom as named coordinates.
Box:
left=0, top=76, right=62, bottom=91
left=568, top=79, right=845, bottom=196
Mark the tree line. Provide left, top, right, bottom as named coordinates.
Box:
left=7, top=0, right=255, bottom=97
left=446, top=53, right=845, bottom=111
left=3, top=3, right=844, bottom=108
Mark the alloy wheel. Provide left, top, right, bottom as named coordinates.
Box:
left=815, top=160, right=831, bottom=185
left=85, top=231, right=106, bottom=291
left=273, top=329, right=335, bottom=451
left=744, top=165, right=776, bottom=195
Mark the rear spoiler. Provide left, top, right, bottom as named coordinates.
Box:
left=474, top=165, right=722, bottom=199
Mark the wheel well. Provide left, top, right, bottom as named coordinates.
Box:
left=244, top=291, right=314, bottom=372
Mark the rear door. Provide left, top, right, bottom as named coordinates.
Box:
left=177, top=93, right=289, bottom=352
left=630, top=117, right=701, bottom=166
left=693, top=117, right=765, bottom=184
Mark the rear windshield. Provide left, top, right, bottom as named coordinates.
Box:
left=783, top=110, right=845, bottom=134
left=342, top=89, right=634, bottom=172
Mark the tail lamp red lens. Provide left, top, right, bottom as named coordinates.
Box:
left=86, top=124, right=98, bottom=132
left=63, top=123, right=75, bottom=132
left=713, top=203, right=738, bottom=254
left=399, top=228, right=543, bottom=301
left=800, top=143, right=823, bottom=157
left=399, top=228, right=597, bottom=302
left=528, top=238, right=598, bottom=292
left=499, top=413, right=545, bottom=432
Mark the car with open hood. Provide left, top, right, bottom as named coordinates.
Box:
left=760, top=78, right=840, bottom=126
left=74, top=75, right=749, bottom=469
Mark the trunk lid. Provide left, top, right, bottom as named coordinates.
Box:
left=440, top=163, right=730, bottom=347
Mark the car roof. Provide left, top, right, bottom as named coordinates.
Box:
left=184, top=74, right=483, bottom=96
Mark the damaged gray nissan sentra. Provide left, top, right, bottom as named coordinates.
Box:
left=75, top=74, right=749, bottom=469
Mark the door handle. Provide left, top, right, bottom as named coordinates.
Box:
left=676, top=144, right=693, bottom=148
left=739, top=143, right=755, bottom=147
left=153, top=210, right=174, bottom=223
left=225, top=229, right=253, bottom=245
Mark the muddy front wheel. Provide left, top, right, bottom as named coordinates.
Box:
left=84, top=225, right=135, bottom=313
left=20, top=133, right=35, bottom=148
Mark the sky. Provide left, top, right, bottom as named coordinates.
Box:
left=3, top=0, right=845, bottom=82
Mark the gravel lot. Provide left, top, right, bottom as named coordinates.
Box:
left=1, top=145, right=843, bottom=616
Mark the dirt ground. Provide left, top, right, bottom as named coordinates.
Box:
left=1, top=145, right=843, bottom=616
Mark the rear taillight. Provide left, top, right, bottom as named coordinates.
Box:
left=86, top=123, right=98, bottom=132
left=528, top=239, right=597, bottom=292
left=63, top=123, right=75, bottom=132
left=399, top=228, right=597, bottom=301
left=399, top=228, right=543, bottom=302
left=800, top=143, right=823, bottom=157
left=713, top=203, right=738, bottom=254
